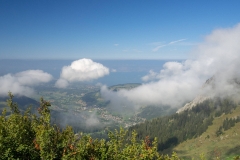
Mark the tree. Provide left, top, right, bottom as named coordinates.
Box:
left=0, top=93, right=180, bottom=159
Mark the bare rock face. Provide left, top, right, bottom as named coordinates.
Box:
left=176, top=96, right=208, bottom=113
left=176, top=71, right=240, bottom=114
left=176, top=76, right=215, bottom=114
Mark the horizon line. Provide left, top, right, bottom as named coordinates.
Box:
left=0, top=58, right=187, bottom=61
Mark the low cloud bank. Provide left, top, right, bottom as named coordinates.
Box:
left=101, top=23, right=240, bottom=108
left=0, top=70, right=53, bottom=97
left=55, top=58, right=109, bottom=88
left=85, top=112, right=100, bottom=127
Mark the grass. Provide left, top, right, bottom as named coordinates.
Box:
left=173, top=105, right=240, bottom=159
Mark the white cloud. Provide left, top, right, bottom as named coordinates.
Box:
left=152, top=39, right=186, bottom=52
left=152, top=45, right=167, bottom=52
left=114, top=44, right=119, bottom=46
left=86, top=112, right=100, bottom=127
left=169, top=39, right=186, bottom=44
left=111, top=69, right=117, bottom=72
left=55, top=58, right=110, bottom=88
left=141, top=70, right=158, bottom=82
left=101, top=61, right=199, bottom=108
left=101, top=23, right=240, bottom=109
left=55, top=79, right=69, bottom=88
left=0, top=70, right=53, bottom=97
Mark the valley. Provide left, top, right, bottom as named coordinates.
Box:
left=1, top=82, right=240, bottom=158
left=0, top=83, right=175, bottom=137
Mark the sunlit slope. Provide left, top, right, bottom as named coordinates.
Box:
left=174, top=104, right=240, bottom=159
left=128, top=97, right=240, bottom=159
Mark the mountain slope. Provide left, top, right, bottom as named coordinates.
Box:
left=127, top=97, right=240, bottom=158
left=176, top=95, right=208, bottom=113
left=0, top=95, right=39, bottom=113
left=176, top=76, right=216, bottom=114
left=174, top=105, right=240, bottom=159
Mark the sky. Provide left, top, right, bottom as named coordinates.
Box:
left=1, top=0, right=240, bottom=60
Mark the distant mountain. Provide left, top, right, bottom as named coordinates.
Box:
left=108, top=83, right=141, bottom=91
left=0, top=95, right=39, bottom=112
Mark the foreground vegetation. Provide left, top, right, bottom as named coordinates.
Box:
left=0, top=93, right=179, bottom=159
left=0, top=93, right=240, bottom=159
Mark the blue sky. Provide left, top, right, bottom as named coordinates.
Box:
left=1, top=0, right=240, bottom=60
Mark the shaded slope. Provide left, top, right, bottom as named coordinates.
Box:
left=0, top=95, right=39, bottom=113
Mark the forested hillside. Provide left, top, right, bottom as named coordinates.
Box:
left=128, top=97, right=240, bottom=158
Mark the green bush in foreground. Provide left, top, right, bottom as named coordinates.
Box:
left=0, top=93, right=239, bottom=160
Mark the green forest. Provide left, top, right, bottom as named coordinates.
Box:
left=129, top=98, right=237, bottom=150
left=128, top=97, right=240, bottom=159
left=1, top=93, right=240, bottom=159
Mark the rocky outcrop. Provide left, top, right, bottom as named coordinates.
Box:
left=176, top=95, right=208, bottom=113
left=176, top=76, right=215, bottom=113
